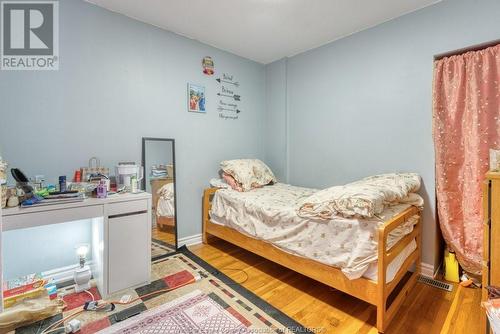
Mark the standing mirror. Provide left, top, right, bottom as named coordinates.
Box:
left=142, top=138, right=177, bottom=259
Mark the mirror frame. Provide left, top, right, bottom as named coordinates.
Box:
left=141, top=137, right=178, bottom=252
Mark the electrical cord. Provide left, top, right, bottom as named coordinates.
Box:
left=108, top=278, right=196, bottom=306
left=208, top=267, right=249, bottom=285
left=40, top=308, right=85, bottom=334
left=83, top=290, right=95, bottom=302
left=40, top=279, right=196, bottom=334
left=40, top=267, right=248, bottom=334
left=39, top=290, right=95, bottom=334
left=40, top=326, right=66, bottom=334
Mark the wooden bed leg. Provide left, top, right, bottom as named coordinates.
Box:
left=202, top=188, right=217, bottom=244
left=202, top=228, right=209, bottom=244
left=377, top=226, right=388, bottom=333
left=376, top=306, right=386, bottom=333
left=202, top=223, right=216, bottom=244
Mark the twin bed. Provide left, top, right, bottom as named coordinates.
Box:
left=202, top=180, right=421, bottom=333
left=156, top=182, right=175, bottom=228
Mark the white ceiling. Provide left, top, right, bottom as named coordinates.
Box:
left=85, top=0, right=441, bottom=64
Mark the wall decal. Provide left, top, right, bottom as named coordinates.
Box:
left=216, top=78, right=239, bottom=87
left=217, top=92, right=241, bottom=101
left=217, top=106, right=241, bottom=113
left=216, top=73, right=242, bottom=120
left=202, top=56, right=214, bottom=75
left=188, top=83, right=206, bottom=113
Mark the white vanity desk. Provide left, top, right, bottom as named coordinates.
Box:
left=1, top=192, right=152, bottom=307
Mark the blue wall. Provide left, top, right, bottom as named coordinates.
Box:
left=2, top=219, right=93, bottom=280
left=265, top=59, right=288, bottom=182
left=0, top=0, right=266, bottom=243
left=265, top=0, right=500, bottom=268
left=2, top=0, right=499, bottom=275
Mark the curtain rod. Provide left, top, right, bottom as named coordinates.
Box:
left=434, top=38, right=500, bottom=60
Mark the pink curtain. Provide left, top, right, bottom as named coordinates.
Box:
left=433, top=44, right=500, bottom=274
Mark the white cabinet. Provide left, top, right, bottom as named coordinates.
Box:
left=108, top=212, right=151, bottom=294
left=1, top=193, right=152, bottom=302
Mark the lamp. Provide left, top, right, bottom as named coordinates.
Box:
left=74, top=244, right=91, bottom=293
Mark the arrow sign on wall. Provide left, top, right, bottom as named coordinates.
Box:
left=217, top=93, right=241, bottom=101
left=218, top=106, right=241, bottom=113
left=216, top=78, right=240, bottom=87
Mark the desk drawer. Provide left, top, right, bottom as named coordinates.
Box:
left=107, top=199, right=148, bottom=217
left=3, top=206, right=103, bottom=231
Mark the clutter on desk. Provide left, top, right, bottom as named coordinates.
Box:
left=29, top=175, right=45, bottom=191
left=59, top=175, right=67, bottom=192
left=21, top=194, right=84, bottom=207
left=88, top=173, right=110, bottom=191
left=1, top=156, right=148, bottom=209
left=7, top=192, right=19, bottom=207
left=74, top=170, right=81, bottom=182
left=97, top=179, right=108, bottom=198
left=10, top=168, right=34, bottom=198
left=116, top=162, right=143, bottom=193
left=67, top=182, right=95, bottom=194
left=81, top=157, right=109, bottom=182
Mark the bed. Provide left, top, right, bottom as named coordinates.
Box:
left=156, top=182, right=175, bottom=229
left=202, top=183, right=421, bottom=333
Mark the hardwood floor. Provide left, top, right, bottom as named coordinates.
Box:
left=189, top=239, right=481, bottom=334
left=152, top=226, right=176, bottom=245
left=440, top=284, right=482, bottom=334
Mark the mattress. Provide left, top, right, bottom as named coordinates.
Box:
left=209, top=183, right=419, bottom=283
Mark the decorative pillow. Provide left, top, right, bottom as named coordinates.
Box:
left=220, top=159, right=276, bottom=192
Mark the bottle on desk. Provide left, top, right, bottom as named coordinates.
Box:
left=59, top=176, right=67, bottom=192
left=97, top=180, right=108, bottom=198
left=131, top=175, right=138, bottom=193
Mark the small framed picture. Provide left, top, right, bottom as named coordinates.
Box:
left=188, top=83, right=206, bottom=113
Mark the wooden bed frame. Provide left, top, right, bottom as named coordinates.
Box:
left=202, top=188, right=421, bottom=333
left=156, top=216, right=175, bottom=230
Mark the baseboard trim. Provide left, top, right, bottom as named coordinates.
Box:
left=178, top=233, right=202, bottom=247
left=421, top=262, right=437, bottom=278
left=42, top=261, right=94, bottom=285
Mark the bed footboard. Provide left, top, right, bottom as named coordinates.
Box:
left=202, top=187, right=420, bottom=333
left=377, top=206, right=421, bottom=332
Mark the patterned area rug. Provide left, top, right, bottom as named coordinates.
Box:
left=97, top=290, right=250, bottom=333
left=151, top=238, right=176, bottom=259
left=13, top=246, right=309, bottom=334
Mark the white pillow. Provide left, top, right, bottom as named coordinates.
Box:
left=220, top=159, right=276, bottom=191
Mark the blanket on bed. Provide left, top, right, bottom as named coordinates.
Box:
left=297, top=173, right=423, bottom=219
left=210, top=183, right=420, bottom=280
left=157, top=183, right=175, bottom=217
